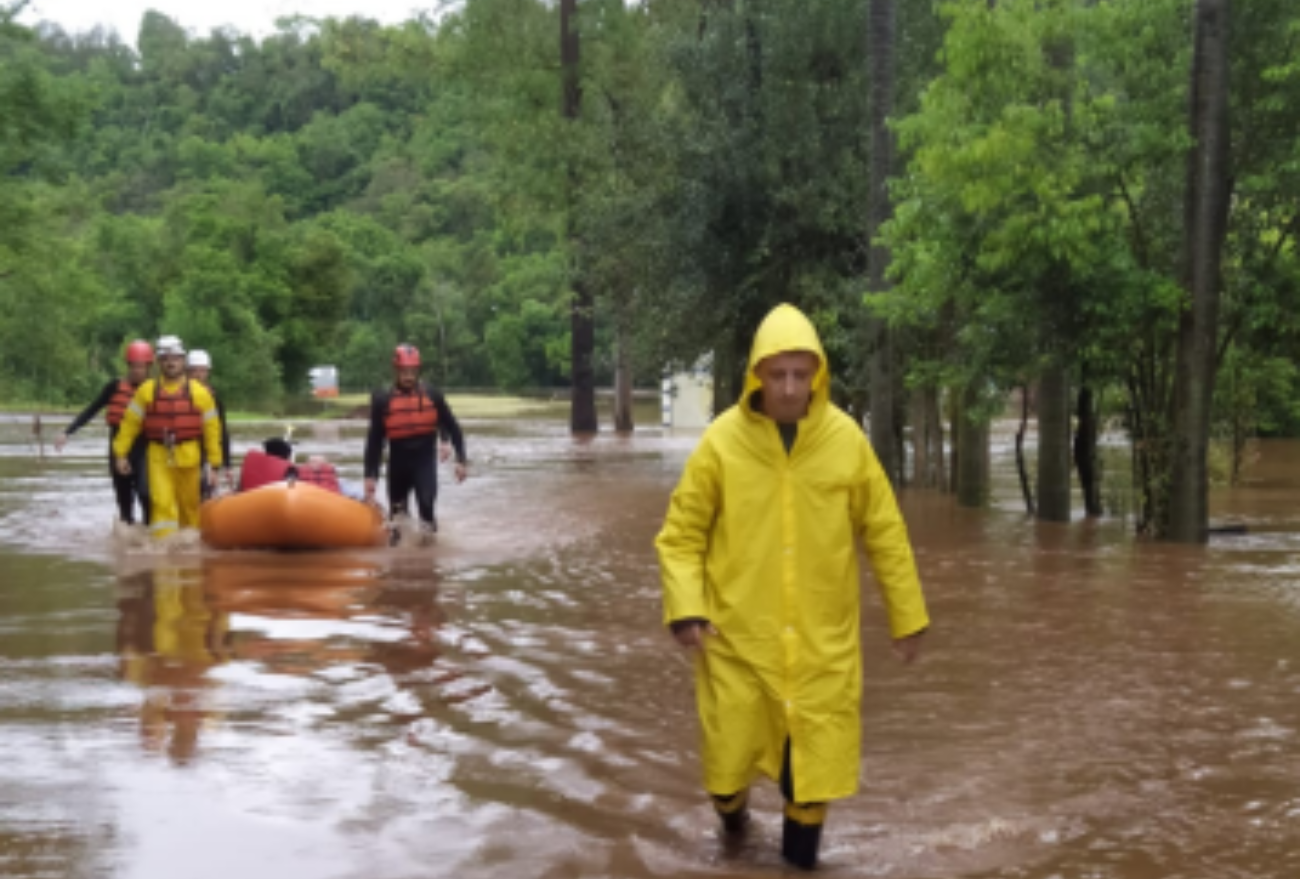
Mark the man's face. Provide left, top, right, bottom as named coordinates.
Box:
left=755, top=351, right=819, bottom=424
left=188, top=367, right=211, bottom=385
left=396, top=366, right=419, bottom=390
left=126, top=362, right=151, bottom=384
left=159, top=354, right=185, bottom=379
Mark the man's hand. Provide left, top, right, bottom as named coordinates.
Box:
left=892, top=630, right=926, bottom=665
left=439, top=441, right=452, bottom=463
left=671, top=619, right=718, bottom=650
left=54, top=433, right=68, bottom=453
left=454, top=462, right=468, bottom=484
left=222, top=468, right=235, bottom=489
left=114, top=457, right=132, bottom=476
left=206, top=468, right=219, bottom=492
left=364, top=478, right=377, bottom=503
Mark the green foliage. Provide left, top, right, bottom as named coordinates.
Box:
left=0, top=0, right=1294, bottom=473
left=879, top=0, right=1300, bottom=532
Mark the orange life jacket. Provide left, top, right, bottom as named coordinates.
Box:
left=143, top=380, right=204, bottom=444
left=106, top=379, right=136, bottom=428
left=296, top=462, right=341, bottom=493
left=384, top=386, right=438, bottom=441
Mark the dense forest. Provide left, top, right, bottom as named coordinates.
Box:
left=2, top=0, right=1298, bottom=540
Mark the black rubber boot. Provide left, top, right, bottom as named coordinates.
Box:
left=781, top=810, right=825, bottom=870
left=711, top=790, right=751, bottom=836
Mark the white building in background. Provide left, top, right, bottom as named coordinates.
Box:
left=308, top=365, right=339, bottom=398
left=661, top=355, right=714, bottom=429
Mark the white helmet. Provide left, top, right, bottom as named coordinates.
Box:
left=156, top=335, right=186, bottom=357
left=187, top=349, right=212, bottom=369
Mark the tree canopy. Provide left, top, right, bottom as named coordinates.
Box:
left=3, top=0, right=1298, bottom=538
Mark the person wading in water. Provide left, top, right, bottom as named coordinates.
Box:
left=56, top=339, right=155, bottom=526
left=656, top=303, right=929, bottom=870
left=185, top=349, right=233, bottom=499
left=112, top=336, right=223, bottom=539
left=363, top=344, right=467, bottom=545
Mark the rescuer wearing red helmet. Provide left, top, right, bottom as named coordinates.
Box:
left=363, top=344, right=467, bottom=544
left=55, top=339, right=155, bottom=525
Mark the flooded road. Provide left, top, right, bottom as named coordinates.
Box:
left=2, top=412, right=1300, bottom=878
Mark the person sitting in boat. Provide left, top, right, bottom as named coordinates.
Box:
left=245, top=437, right=364, bottom=501
left=263, top=438, right=293, bottom=461
left=363, top=344, right=468, bottom=544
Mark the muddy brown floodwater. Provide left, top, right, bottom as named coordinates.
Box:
left=1, top=411, right=1299, bottom=879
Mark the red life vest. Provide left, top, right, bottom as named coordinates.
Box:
left=384, top=386, right=438, bottom=441
left=296, top=462, right=341, bottom=493
left=106, top=379, right=136, bottom=428
left=239, top=450, right=293, bottom=492
left=143, top=380, right=204, bottom=444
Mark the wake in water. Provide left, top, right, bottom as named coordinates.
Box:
left=110, top=521, right=205, bottom=556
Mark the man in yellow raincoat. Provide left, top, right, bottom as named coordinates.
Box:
left=112, top=335, right=224, bottom=538
left=656, top=303, right=929, bottom=870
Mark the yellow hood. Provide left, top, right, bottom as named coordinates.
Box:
left=740, top=303, right=829, bottom=422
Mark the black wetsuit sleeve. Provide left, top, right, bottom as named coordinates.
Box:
left=363, top=390, right=388, bottom=479
left=64, top=379, right=118, bottom=436
left=433, top=393, right=466, bottom=463
left=216, top=394, right=231, bottom=468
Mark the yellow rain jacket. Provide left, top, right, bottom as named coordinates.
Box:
left=113, top=377, right=224, bottom=537
left=656, top=303, right=929, bottom=804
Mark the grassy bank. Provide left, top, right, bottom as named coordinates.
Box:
left=222, top=393, right=573, bottom=423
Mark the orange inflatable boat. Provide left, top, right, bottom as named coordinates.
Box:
left=200, top=481, right=386, bottom=550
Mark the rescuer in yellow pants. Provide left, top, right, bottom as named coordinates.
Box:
left=112, top=335, right=224, bottom=538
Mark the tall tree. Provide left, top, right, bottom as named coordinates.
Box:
left=867, top=0, right=900, bottom=482
left=1036, top=366, right=1072, bottom=521
left=563, top=0, right=598, bottom=433
left=1036, top=28, right=1076, bottom=524
left=956, top=385, right=989, bottom=508
left=1167, top=0, right=1231, bottom=542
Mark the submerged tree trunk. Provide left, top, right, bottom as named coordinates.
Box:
left=909, top=387, right=945, bottom=490
left=711, top=337, right=746, bottom=418
left=1035, top=29, right=1076, bottom=524
left=613, top=319, right=634, bottom=433
left=711, top=348, right=729, bottom=418
left=929, top=387, right=947, bottom=492
left=1074, top=384, right=1103, bottom=516
left=1036, top=364, right=1072, bottom=522
left=956, top=385, right=989, bottom=508
left=562, top=0, right=597, bottom=435
left=867, top=0, right=901, bottom=486
left=1015, top=384, right=1035, bottom=514
left=1167, top=0, right=1230, bottom=542
left=947, top=387, right=960, bottom=495
left=911, top=392, right=928, bottom=488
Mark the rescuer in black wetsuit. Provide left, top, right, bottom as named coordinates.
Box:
left=363, top=344, right=467, bottom=543
left=55, top=339, right=154, bottom=525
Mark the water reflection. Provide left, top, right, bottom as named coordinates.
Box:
left=5, top=421, right=1300, bottom=878
left=113, top=554, right=451, bottom=764
left=116, top=566, right=229, bottom=764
